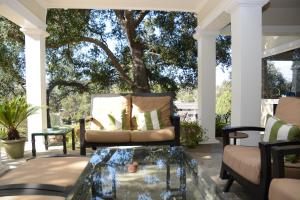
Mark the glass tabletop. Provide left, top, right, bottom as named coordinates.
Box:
left=69, top=146, right=236, bottom=200
left=32, top=127, right=73, bottom=135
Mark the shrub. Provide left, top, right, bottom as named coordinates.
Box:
left=180, top=121, right=206, bottom=148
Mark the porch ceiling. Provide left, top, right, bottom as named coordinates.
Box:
left=34, top=0, right=207, bottom=12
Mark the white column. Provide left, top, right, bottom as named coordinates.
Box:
left=227, top=0, right=268, bottom=146
left=21, top=28, right=48, bottom=149
left=194, top=29, right=219, bottom=144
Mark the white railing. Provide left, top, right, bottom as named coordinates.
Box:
left=174, top=101, right=198, bottom=121
left=175, top=99, right=279, bottom=126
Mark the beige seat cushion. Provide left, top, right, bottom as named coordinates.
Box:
left=131, top=95, right=172, bottom=129
left=85, top=130, right=131, bottom=143
left=0, top=157, right=89, bottom=187
left=269, top=178, right=300, bottom=200
left=275, top=97, right=300, bottom=127
left=0, top=196, right=65, bottom=200
left=223, top=145, right=261, bottom=184
left=90, top=94, right=131, bottom=130
left=130, top=126, right=175, bottom=142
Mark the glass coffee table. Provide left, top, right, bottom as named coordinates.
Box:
left=69, top=146, right=237, bottom=200
left=31, top=127, right=75, bottom=157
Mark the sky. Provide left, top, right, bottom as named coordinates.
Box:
left=216, top=61, right=294, bottom=86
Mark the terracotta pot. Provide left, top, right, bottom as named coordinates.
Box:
left=128, top=162, right=138, bottom=173
left=1, top=137, right=26, bottom=159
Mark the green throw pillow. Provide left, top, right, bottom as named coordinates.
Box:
left=264, top=114, right=300, bottom=163
left=135, top=109, right=164, bottom=130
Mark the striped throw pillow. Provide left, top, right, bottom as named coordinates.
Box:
left=107, top=109, right=130, bottom=130
left=264, top=115, right=300, bottom=162
left=263, top=115, right=300, bottom=143
left=135, top=110, right=163, bottom=130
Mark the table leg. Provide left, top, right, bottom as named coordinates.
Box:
left=32, top=134, right=36, bottom=157
left=44, top=135, right=48, bottom=150
left=71, top=129, right=75, bottom=150
left=233, top=138, right=237, bottom=145
left=63, top=134, right=67, bottom=154
left=166, top=163, right=170, bottom=190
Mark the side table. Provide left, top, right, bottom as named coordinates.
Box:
left=229, top=132, right=248, bottom=145
left=31, top=127, right=75, bottom=157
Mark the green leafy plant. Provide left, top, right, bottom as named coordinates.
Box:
left=0, top=97, right=38, bottom=140
left=180, top=121, right=206, bottom=148
left=215, top=114, right=230, bottom=137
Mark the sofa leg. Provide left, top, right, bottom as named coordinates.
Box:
left=224, top=177, right=234, bottom=192
left=220, top=163, right=229, bottom=179
left=80, top=146, right=86, bottom=156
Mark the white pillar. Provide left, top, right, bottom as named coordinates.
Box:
left=194, top=29, right=219, bottom=144
left=21, top=28, right=48, bottom=148
left=227, top=0, right=268, bottom=146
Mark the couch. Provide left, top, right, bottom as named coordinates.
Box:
left=79, top=92, right=180, bottom=155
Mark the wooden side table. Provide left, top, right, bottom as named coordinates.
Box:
left=31, top=127, right=75, bottom=157
left=229, top=132, right=248, bottom=145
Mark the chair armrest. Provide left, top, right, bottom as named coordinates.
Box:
left=170, top=116, right=180, bottom=146
left=271, top=144, right=300, bottom=178
left=79, top=118, right=87, bottom=148
left=259, top=140, right=300, bottom=148
left=81, top=116, right=93, bottom=123
left=222, top=126, right=265, bottom=147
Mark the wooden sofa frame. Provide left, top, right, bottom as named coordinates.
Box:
left=220, top=126, right=300, bottom=200
left=80, top=92, right=180, bottom=156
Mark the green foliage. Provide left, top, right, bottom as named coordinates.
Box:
left=262, top=62, right=291, bottom=98
left=176, top=88, right=197, bottom=102
left=0, top=17, right=25, bottom=97
left=216, top=81, right=231, bottom=116
left=59, top=94, right=90, bottom=121
left=0, top=127, right=6, bottom=139
left=215, top=115, right=229, bottom=137
left=180, top=121, right=206, bottom=148
left=0, top=97, right=38, bottom=140
left=0, top=11, right=232, bottom=124
left=215, top=81, right=231, bottom=137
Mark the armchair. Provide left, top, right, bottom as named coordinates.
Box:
left=269, top=145, right=300, bottom=200
left=220, top=97, right=300, bottom=200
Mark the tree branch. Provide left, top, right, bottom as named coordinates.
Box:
left=134, top=11, right=149, bottom=28
left=46, top=36, right=136, bottom=88
left=47, top=80, right=89, bottom=95
left=80, top=37, right=136, bottom=88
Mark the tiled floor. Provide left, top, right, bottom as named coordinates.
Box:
left=0, top=140, right=252, bottom=199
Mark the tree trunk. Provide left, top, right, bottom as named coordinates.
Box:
left=131, top=43, right=150, bottom=93
left=46, top=89, right=51, bottom=128
left=114, top=10, right=151, bottom=93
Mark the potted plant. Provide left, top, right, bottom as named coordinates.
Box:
left=0, top=97, right=38, bottom=159
left=180, top=121, right=207, bottom=148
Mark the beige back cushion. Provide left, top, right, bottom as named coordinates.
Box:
left=90, top=94, right=131, bottom=130
left=131, top=95, right=172, bottom=129
left=275, top=97, right=300, bottom=128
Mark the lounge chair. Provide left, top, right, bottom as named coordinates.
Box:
left=220, top=97, right=300, bottom=200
